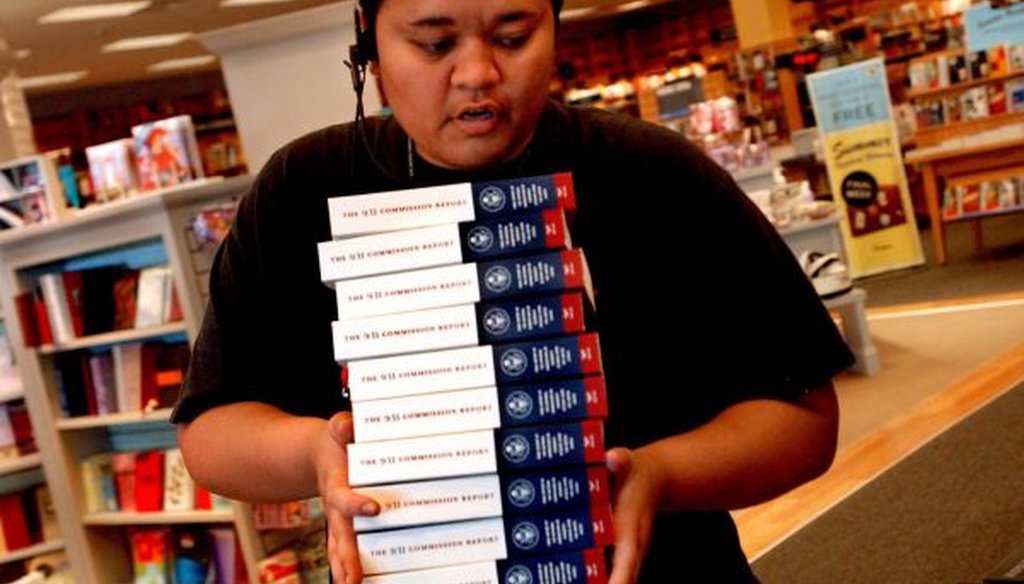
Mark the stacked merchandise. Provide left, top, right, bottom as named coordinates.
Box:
left=942, top=176, right=1024, bottom=220
left=316, top=174, right=612, bottom=583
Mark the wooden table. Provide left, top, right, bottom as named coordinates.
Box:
left=904, top=134, right=1024, bottom=264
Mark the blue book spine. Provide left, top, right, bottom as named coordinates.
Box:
left=471, top=173, right=576, bottom=216
left=460, top=210, right=569, bottom=261
left=497, top=549, right=608, bottom=584
left=497, top=376, right=608, bottom=427
left=499, top=467, right=610, bottom=515
left=492, top=334, right=604, bottom=385
left=476, top=293, right=586, bottom=344
left=495, top=420, right=605, bottom=471
left=503, top=506, right=614, bottom=557
left=476, top=249, right=590, bottom=302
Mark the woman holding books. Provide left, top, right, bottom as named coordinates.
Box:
left=173, top=0, right=853, bottom=582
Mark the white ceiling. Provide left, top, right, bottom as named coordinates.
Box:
left=0, top=0, right=653, bottom=95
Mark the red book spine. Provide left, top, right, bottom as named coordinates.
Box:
left=61, top=271, right=85, bottom=338
left=0, top=493, right=32, bottom=550
left=32, top=292, right=54, bottom=346
left=14, top=292, right=40, bottom=348
left=134, top=450, right=165, bottom=511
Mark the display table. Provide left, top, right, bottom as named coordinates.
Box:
left=777, top=215, right=880, bottom=376
left=904, top=131, right=1024, bottom=264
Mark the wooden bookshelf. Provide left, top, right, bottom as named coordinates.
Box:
left=0, top=453, right=42, bottom=476
left=82, top=510, right=234, bottom=526
left=0, top=539, right=65, bottom=566
left=55, top=408, right=172, bottom=431
left=35, top=323, right=188, bottom=356
left=906, top=68, right=1024, bottom=100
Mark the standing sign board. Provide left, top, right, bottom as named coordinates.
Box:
left=807, top=58, right=924, bottom=277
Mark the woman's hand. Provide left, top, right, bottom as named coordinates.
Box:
left=313, top=411, right=380, bottom=584
left=606, top=447, right=661, bottom=584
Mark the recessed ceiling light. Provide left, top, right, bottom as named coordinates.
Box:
left=18, top=71, right=88, bottom=89
left=221, top=0, right=296, bottom=5
left=102, top=33, right=193, bottom=52
left=38, top=2, right=152, bottom=24
left=148, top=55, right=218, bottom=72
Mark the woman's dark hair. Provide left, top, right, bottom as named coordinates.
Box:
left=359, top=0, right=564, bottom=59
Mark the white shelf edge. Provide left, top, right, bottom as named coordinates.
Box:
left=36, top=322, right=188, bottom=356
left=82, top=509, right=235, bottom=526
left=57, top=408, right=173, bottom=431
left=0, top=539, right=65, bottom=566
left=0, top=452, right=42, bottom=476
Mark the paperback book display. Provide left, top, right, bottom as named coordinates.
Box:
left=130, top=116, right=205, bottom=191
left=317, top=173, right=613, bottom=582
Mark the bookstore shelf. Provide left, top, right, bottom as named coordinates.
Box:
left=0, top=175, right=263, bottom=583
left=0, top=453, right=41, bottom=476
left=906, top=67, right=1024, bottom=99
left=82, top=509, right=235, bottom=526
left=55, top=408, right=172, bottom=431
left=0, top=539, right=64, bottom=566
left=35, top=323, right=188, bottom=356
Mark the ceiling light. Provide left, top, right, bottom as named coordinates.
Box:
left=102, top=33, right=193, bottom=52
left=18, top=71, right=88, bottom=89
left=13, top=49, right=31, bottom=59
left=38, top=2, right=152, bottom=24
left=147, top=55, right=218, bottom=72
left=221, top=0, right=297, bottom=5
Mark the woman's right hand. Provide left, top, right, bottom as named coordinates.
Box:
left=314, top=411, right=380, bottom=584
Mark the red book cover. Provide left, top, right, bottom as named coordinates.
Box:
left=134, top=450, right=165, bottom=512
left=61, top=271, right=85, bottom=338
left=113, top=269, right=140, bottom=330
left=0, top=492, right=32, bottom=550
left=167, top=284, right=184, bottom=322
left=194, top=486, right=212, bottom=510
left=131, top=528, right=169, bottom=581
left=79, top=354, right=98, bottom=416
left=7, top=401, right=36, bottom=455
left=113, top=452, right=138, bottom=512
left=14, top=292, right=40, bottom=348
left=32, top=291, right=54, bottom=346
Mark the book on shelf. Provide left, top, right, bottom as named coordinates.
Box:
left=0, top=157, right=60, bottom=229
left=0, top=491, right=34, bottom=551
left=163, top=449, right=194, bottom=512
left=327, top=172, right=576, bottom=238
left=318, top=209, right=571, bottom=283
left=256, top=549, right=302, bottom=584
left=332, top=292, right=587, bottom=362
left=130, top=528, right=170, bottom=584
left=81, top=452, right=118, bottom=513
left=85, top=138, right=140, bottom=202
left=334, top=249, right=593, bottom=321
left=347, top=420, right=605, bottom=487
left=344, top=333, right=604, bottom=403
left=356, top=506, right=614, bottom=575
left=353, top=467, right=610, bottom=532
left=0, top=405, right=17, bottom=459
left=135, top=450, right=165, bottom=512
left=113, top=452, right=138, bottom=512
left=37, top=273, right=76, bottom=345
left=361, top=548, right=607, bottom=584
left=131, top=116, right=205, bottom=191
left=32, top=484, right=59, bottom=542
left=351, top=377, right=608, bottom=443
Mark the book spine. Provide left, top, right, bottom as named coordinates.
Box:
left=332, top=305, right=480, bottom=363
left=458, top=210, right=570, bottom=262
left=344, top=333, right=603, bottom=402
left=335, top=263, right=481, bottom=320
left=352, top=376, right=607, bottom=442
left=334, top=250, right=590, bottom=320
left=477, top=249, right=591, bottom=305
left=347, top=422, right=604, bottom=487
left=327, top=173, right=575, bottom=238
left=357, top=506, right=613, bottom=575
left=319, top=224, right=464, bottom=283
left=353, top=467, right=611, bottom=531
left=319, top=210, right=570, bottom=284
left=476, top=292, right=586, bottom=344
left=362, top=548, right=606, bottom=584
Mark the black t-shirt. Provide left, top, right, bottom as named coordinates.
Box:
left=172, top=100, right=853, bottom=582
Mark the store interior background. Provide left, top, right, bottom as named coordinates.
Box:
left=1, top=0, right=1024, bottom=582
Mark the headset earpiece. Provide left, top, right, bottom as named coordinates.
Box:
left=350, top=4, right=377, bottom=67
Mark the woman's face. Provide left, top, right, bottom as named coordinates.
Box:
left=373, top=0, right=556, bottom=170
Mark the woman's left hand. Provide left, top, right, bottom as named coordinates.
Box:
left=605, top=447, right=661, bottom=584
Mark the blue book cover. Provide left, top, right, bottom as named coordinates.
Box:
left=459, top=209, right=570, bottom=261
left=497, top=376, right=608, bottom=427
left=476, top=292, right=587, bottom=344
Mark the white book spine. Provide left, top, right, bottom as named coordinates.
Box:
left=346, top=346, right=496, bottom=402
left=362, top=562, right=500, bottom=584
left=328, top=184, right=475, bottom=238
left=38, top=273, right=74, bottom=344
left=353, top=474, right=503, bottom=532
left=318, top=224, right=463, bottom=283
left=335, top=263, right=481, bottom=320
left=134, top=266, right=169, bottom=328
left=332, top=304, right=480, bottom=362
left=348, top=429, right=497, bottom=487
left=163, top=448, right=194, bottom=511
left=353, top=386, right=501, bottom=443
left=358, top=517, right=508, bottom=575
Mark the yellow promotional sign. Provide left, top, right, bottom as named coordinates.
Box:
left=808, top=59, right=924, bottom=277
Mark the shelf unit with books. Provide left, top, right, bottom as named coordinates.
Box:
left=0, top=176, right=263, bottom=583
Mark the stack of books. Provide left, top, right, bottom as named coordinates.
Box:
left=316, top=173, right=612, bottom=584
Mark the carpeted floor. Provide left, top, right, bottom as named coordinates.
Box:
left=857, top=215, right=1024, bottom=307
left=752, top=382, right=1024, bottom=584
